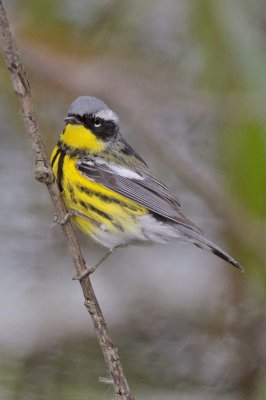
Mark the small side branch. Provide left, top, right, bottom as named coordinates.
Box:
left=0, top=2, right=134, bottom=399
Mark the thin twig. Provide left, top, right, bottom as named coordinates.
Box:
left=0, top=2, right=134, bottom=399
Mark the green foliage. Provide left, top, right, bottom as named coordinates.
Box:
left=192, top=0, right=241, bottom=91
left=193, top=0, right=266, bottom=221
left=222, top=120, right=266, bottom=217
left=193, top=0, right=266, bottom=282
left=20, top=0, right=61, bottom=30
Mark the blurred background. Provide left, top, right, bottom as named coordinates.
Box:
left=0, top=1, right=266, bottom=399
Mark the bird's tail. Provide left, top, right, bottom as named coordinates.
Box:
left=178, top=226, right=244, bottom=272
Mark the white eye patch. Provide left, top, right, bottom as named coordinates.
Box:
left=95, top=109, right=119, bottom=123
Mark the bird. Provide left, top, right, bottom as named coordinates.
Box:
left=50, top=96, right=243, bottom=277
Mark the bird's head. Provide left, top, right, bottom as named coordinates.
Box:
left=61, top=96, right=120, bottom=153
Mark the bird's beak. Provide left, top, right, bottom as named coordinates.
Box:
left=64, top=115, right=79, bottom=124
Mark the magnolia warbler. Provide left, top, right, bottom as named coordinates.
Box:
left=51, top=96, right=243, bottom=276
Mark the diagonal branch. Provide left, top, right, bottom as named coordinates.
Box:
left=0, top=2, right=134, bottom=399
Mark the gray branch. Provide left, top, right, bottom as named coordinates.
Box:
left=0, top=2, right=134, bottom=399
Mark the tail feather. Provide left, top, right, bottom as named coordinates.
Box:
left=179, top=226, right=244, bottom=272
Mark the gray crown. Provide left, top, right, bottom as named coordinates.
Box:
left=69, top=96, right=109, bottom=116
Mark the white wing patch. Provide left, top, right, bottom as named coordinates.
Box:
left=107, top=164, right=144, bottom=180
left=90, top=158, right=144, bottom=180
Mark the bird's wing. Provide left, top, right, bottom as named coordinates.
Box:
left=76, top=157, right=203, bottom=234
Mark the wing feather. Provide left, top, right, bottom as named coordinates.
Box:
left=77, top=157, right=203, bottom=234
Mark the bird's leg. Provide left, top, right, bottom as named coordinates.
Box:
left=73, top=246, right=120, bottom=280
left=53, top=209, right=107, bottom=231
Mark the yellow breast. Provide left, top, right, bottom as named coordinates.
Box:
left=51, top=146, right=148, bottom=237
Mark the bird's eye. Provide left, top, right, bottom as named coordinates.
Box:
left=93, top=117, right=102, bottom=128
